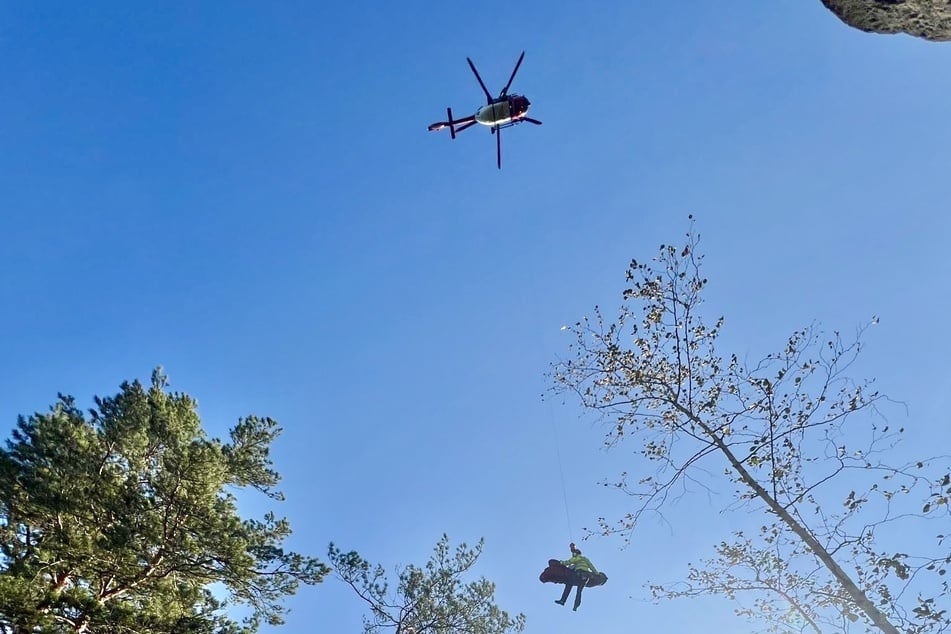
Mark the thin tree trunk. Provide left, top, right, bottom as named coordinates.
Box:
left=686, top=409, right=902, bottom=634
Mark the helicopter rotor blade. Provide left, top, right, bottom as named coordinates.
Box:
left=496, top=125, right=502, bottom=169
left=467, top=57, right=493, bottom=104
left=522, top=117, right=543, bottom=125
left=499, top=51, right=525, bottom=98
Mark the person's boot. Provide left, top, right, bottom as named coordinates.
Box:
left=555, top=599, right=565, bottom=605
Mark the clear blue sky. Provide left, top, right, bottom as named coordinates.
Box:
left=2, top=2, right=950, bottom=631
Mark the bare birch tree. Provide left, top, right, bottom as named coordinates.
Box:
left=553, top=220, right=950, bottom=633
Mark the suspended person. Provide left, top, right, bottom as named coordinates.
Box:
left=554, top=543, right=599, bottom=611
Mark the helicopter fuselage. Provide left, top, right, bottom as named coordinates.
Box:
left=475, top=95, right=531, bottom=127
left=428, top=51, right=541, bottom=168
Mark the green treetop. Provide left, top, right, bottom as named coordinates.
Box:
left=0, top=369, right=327, bottom=634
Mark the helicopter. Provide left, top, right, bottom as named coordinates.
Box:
left=427, top=51, right=542, bottom=169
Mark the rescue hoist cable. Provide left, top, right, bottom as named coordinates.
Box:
left=547, top=401, right=573, bottom=542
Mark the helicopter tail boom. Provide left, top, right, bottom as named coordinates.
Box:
left=427, top=107, right=476, bottom=139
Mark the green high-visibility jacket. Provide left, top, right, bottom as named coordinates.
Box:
left=561, top=554, right=598, bottom=574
